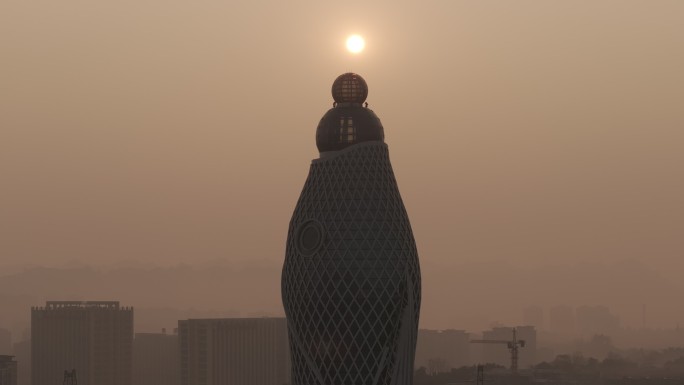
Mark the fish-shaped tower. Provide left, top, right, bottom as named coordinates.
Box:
left=282, top=73, right=421, bottom=385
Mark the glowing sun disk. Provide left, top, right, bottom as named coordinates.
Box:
left=346, top=35, right=365, bottom=54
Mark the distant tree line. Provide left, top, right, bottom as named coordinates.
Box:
left=413, top=363, right=504, bottom=385
left=413, top=348, right=684, bottom=385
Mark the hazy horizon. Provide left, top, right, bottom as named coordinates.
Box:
left=2, top=2, right=683, bottom=332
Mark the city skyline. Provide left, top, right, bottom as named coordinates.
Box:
left=13, top=306, right=684, bottom=385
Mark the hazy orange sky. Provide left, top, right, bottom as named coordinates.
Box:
left=1, top=2, right=683, bottom=328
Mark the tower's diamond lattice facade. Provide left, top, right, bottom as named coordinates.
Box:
left=282, top=73, right=421, bottom=385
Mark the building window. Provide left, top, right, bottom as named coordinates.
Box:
left=339, top=117, right=355, bottom=143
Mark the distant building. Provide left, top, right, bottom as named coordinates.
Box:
left=133, top=330, right=179, bottom=385
left=522, top=306, right=544, bottom=331
left=549, top=306, right=575, bottom=335
left=415, top=329, right=469, bottom=373
left=31, top=301, right=133, bottom=385
left=480, top=327, right=510, bottom=368
left=0, top=355, right=17, bottom=385
left=515, top=326, right=537, bottom=368
left=575, top=305, right=620, bottom=336
left=11, top=340, right=29, bottom=385
left=178, top=318, right=289, bottom=385
left=0, top=329, right=11, bottom=356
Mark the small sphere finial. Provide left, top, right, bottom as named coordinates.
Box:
left=332, top=73, right=368, bottom=104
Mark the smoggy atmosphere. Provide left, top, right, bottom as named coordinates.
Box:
left=2, top=1, right=683, bottom=335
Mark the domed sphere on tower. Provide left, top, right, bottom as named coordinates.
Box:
left=316, top=73, right=383, bottom=153
left=331, top=73, right=368, bottom=104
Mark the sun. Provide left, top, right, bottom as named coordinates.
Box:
left=346, top=35, right=365, bottom=54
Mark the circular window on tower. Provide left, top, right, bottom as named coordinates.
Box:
left=295, top=220, right=325, bottom=256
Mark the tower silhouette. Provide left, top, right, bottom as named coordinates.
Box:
left=282, top=73, right=421, bottom=385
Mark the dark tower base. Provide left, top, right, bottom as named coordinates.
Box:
left=282, top=141, right=421, bottom=385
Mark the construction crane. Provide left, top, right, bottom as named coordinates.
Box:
left=470, top=328, right=526, bottom=374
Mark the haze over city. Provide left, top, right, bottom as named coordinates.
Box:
left=2, top=0, right=683, bottom=337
